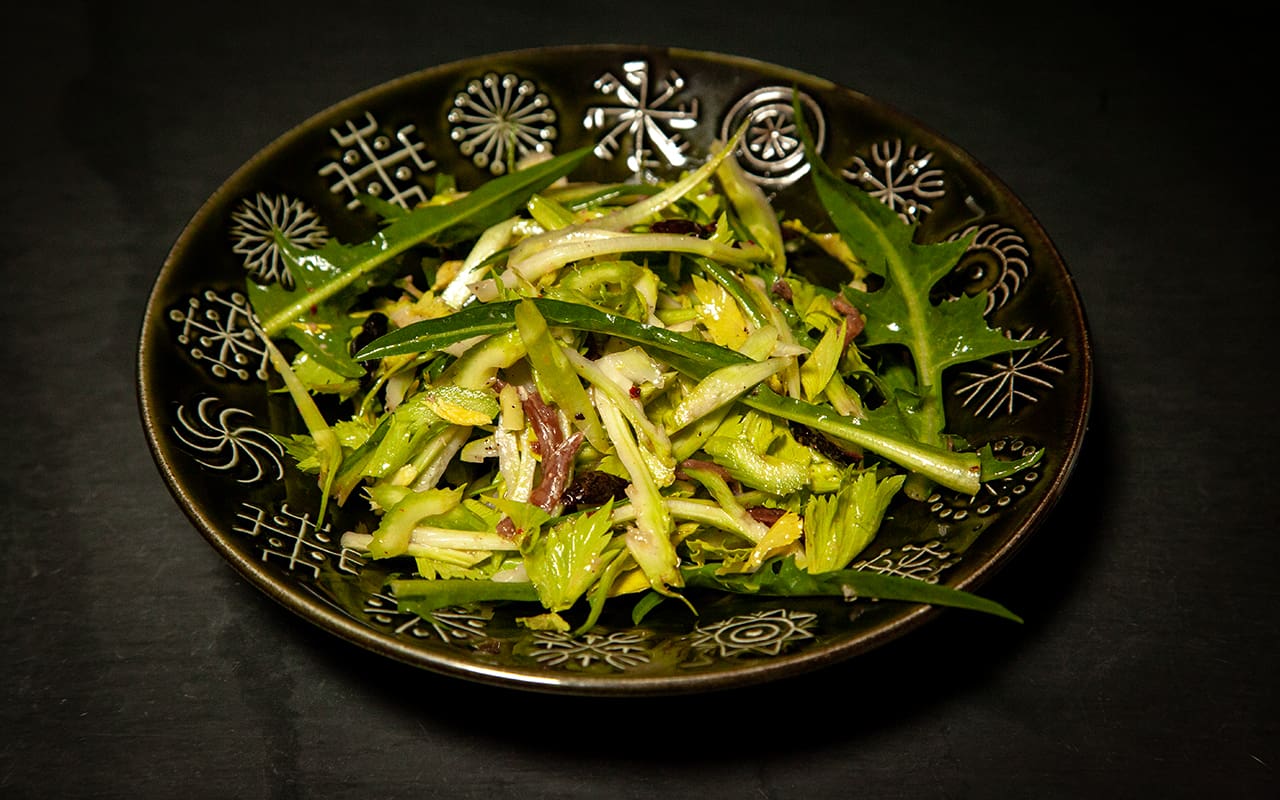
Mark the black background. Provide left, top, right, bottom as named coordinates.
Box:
left=3, top=2, right=1276, bottom=798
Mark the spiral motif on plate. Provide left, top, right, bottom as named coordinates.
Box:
left=172, top=396, right=284, bottom=483
left=720, top=86, right=825, bottom=188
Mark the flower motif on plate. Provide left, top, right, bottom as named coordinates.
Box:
left=948, top=222, right=1032, bottom=315
left=449, top=73, right=557, bottom=174
left=228, top=192, right=329, bottom=289
left=688, top=608, right=817, bottom=658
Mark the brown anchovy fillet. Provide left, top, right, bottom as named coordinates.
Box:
left=521, top=387, right=584, bottom=512
left=789, top=421, right=860, bottom=465
left=831, top=293, right=866, bottom=343
left=648, top=218, right=716, bottom=238
left=747, top=506, right=786, bottom=526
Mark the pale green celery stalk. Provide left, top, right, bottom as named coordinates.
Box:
left=715, top=149, right=786, bottom=271
left=593, top=386, right=683, bottom=594
left=823, top=374, right=863, bottom=417
left=495, top=426, right=536, bottom=503
left=680, top=465, right=771, bottom=544
left=704, top=433, right=808, bottom=496
left=413, top=547, right=491, bottom=569
left=438, top=329, right=526, bottom=390
left=555, top=260, right=645, bottom=297
left=562, top=348, right=672, bottom=465
left=578, top=121, right=748, bottom=233
left=368, top=487, right=464, bottom=559
left=740, top=273, right=805, bottom=398
left=441, top=215, right=519, bottom=309
left=526, top=193, right=577, bottom=230
left=799, top=319, right=846, bottom=401
left=341, top=527, right=520, bottom=553
left=667, top=358, right=788, bottom=432
left=669, top=403, right=735, bottom=463
left=804, top=471, right=907, bottom=573
left=502, top=124, right=749, bottom=275
left=738, top=327, right=780, bottom=361
left=408, top=425, right=471, bottom=491
left=514, top=299, right=611, bottom=453
left=251, top=320, right=341, bottom=525
left=610, top=497, right=757, bottom=543
left=507, top=230, right=767, bottom=286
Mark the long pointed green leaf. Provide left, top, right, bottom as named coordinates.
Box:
left=250, top=146, right=593, bottom=336
left=682, top=556, right=1021, bottom=622
left=356, top=298, right=986, bottom=493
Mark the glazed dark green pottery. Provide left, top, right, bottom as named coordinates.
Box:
left=137, top=45, right=1092, bottom=695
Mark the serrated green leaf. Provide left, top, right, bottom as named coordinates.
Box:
left=522, top=502, right=617, bottom=612
left=795, top=96, right=1039, bottom=445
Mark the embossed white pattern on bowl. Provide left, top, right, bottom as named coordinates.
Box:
left=137, top=45, right=1092, bottom=695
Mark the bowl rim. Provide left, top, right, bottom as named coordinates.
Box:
left=136, top=43, right=1094, bottom=696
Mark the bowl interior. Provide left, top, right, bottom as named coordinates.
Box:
left=137, top=45, right=1091, bottom=695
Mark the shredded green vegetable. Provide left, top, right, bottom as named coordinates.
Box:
left=249, top=133, right=1041, bottom=634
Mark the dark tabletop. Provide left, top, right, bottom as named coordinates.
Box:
left=3, top=2, right=1276, bottom=798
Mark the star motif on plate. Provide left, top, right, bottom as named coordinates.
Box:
left=688, top=608, right=817, bottom=658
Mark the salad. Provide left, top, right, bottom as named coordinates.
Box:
left=246, top=113, right=1040, bottom=635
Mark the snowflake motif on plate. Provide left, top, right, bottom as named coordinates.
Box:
left=583, top=59, right=699, bottom=175
left=318, top=111, right=436, bottom=210
left=842, top=139, right=945, bottom=223
left=947, top=223, right=1031, bottom=315
left=955, top=329, right=1068, bottom=418
left=363, top=593, right=491, bottom=642
left=448, top=73, right=557, bottom=175
left=232, top=502, right=365, bottom=580
left=228, top=192, right=328, bottom=289
left=688, top=608, right=817, bottom=658
left=719, top=86, right=825, bottom=188
left=852, top=541, right=957, bottom=583
left=529, top=630, right=651, bottom=670
left=169, top=289, right=269, bottom=381
left=172, top=396, right=284, bottom=483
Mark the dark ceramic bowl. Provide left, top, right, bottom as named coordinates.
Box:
left=137, top=45, right=1091, bottom=695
